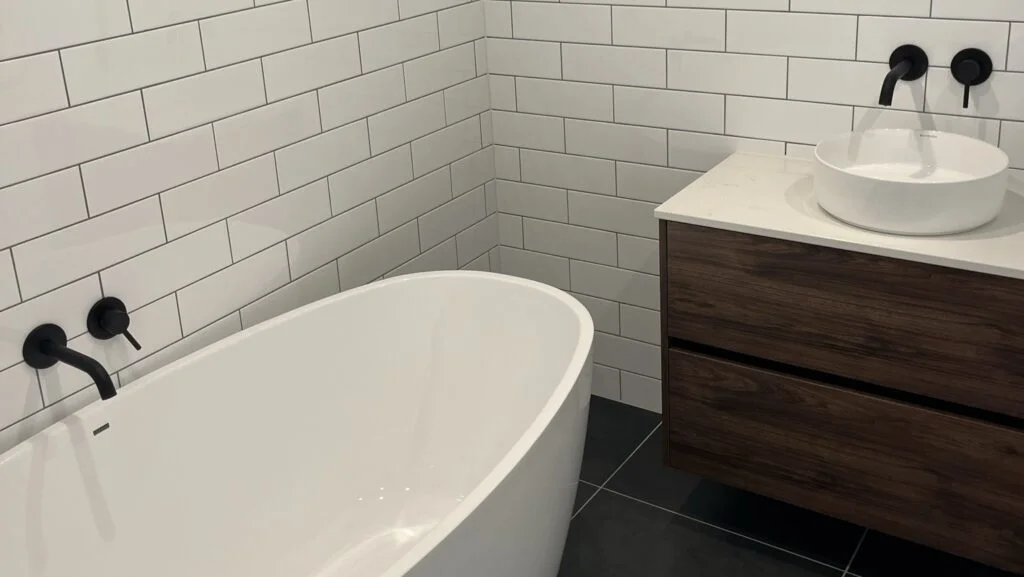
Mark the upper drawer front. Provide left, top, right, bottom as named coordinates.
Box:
left=664, top=221, right=1024, bottom=419
left=666, top=349, right=1024, bottom=574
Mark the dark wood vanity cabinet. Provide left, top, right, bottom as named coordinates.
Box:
left=659, top=221, right=1024, bottom=574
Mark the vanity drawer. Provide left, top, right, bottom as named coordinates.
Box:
left=665, top=348, right=1024, bottom=573
left=663, top=221, right=1024, bottom=419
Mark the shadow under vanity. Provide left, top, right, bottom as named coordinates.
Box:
left=656, top=154, right=1024, bottom=574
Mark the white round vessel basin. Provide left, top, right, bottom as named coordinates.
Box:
left=814, top=129, right=1009, bottom=235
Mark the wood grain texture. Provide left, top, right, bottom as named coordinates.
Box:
left=666, top=348, right=1024, bottom=574
left=665, top=222, right=1024, bottom=419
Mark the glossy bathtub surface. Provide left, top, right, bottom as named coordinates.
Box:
left=0, top=272, right=594, bottom=577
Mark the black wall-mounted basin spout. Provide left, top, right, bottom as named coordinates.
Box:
left=880, top=45, right=929, bottom=106
left=23, top=324, right=117, bottom=400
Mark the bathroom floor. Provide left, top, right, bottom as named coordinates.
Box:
left=558, top=397, right=1021, bottom=577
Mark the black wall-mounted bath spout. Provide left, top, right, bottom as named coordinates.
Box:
left=23, top=324, right=117, bottom=400
left=880, top=45, right=929, bottom=106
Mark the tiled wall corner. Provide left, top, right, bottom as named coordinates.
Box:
left=0, top=0, right=495, bottom=452
left=485, top=0, right=1024, bottom=414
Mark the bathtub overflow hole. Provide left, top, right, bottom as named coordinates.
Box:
left=92, top=423, right=111, bottom=436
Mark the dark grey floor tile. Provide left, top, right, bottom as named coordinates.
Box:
left=848, top=531, right=1022, bottom=577
left=558, top=491, right=843, bottom=577
left=574, top=482, right=598, bottom=514
left=579, top=396, right=660, bottom=485
left=606, top=435, right=864, bottom=568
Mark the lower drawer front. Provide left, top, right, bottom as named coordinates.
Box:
left=666, top=348, right=1024, bottom=573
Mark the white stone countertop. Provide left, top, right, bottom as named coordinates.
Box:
left=655, top=153, right=1024, bottom=280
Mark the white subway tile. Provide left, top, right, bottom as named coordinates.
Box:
left=614, top=86, right=724, bottom=133
left=120, top=313, right=241, bottom=386
left=516, top=78, right=613, bottom=122
left=1001, top=121, right=1024, bottom=169
left=498, top=247, right=570, bottom=290
left=566, top=119, right=667, bottom=165
left=618, top=235, right=659, bottom=275
left=275, top=121, right=371, bottom=192
left=0, top=386, right=98, bottom=454
left=931, top=0, right=1024, bottom=20
left=128, top=0, right=250, bottom=31
left=328, top=146, right=414, bottom=214
left=228, top=180, right=332, bottom=261
left=446, top=76, right=491, bottom=123
left=405, top=44, right=477, bottom=100
left=1011, top=24, right=1024, bottom=72
left=570, top=260, right=659, bottom=310
left=0, top=94, right=147, bottom=189
left=858, top=17, right=1009, bottom=69
left=337, top=221, right=420, bottom=290
left=926, top=70, right=1024, bottom=121
left=0, top=277, right=101, bottom=370
left=572, top=293, right=619, bottom=334
left=456, top=213, right=498, bottom=265
left=613, top=7, right=724, bottom=50
left=789, top=58, right=923, bottom=111
left=82, top=126, right=218, bottom=215
left=564, top=44, right=666, bottom=89
left=0, top=53, right=68, bottom=125
left=388, top=238, right=458, bottom=277
left=0, top=252, right=17, bottom=310
left=0, top=169, right=87, bottom=249
left=523, top=219, right=617, bottom=266
left=200, top=0, right=311, bottom=69
left=0, top=0, right=130, bottom=59
left=486, top=38, right=562, bottom=79
left=727, top=11, right=856, bottom=59
left=668, top=50, right=787, bottom=98
left=369, top=94, right=446, bottom=154
left=496, top=180, right=568, bottom=222
left=591, top=363, right=621, bottom=400
left=62, top=24, right=204, bottom=105
left=595, top=332, right=659, bottom=378
left=494, top=146, right=521, bottom=180
left=490, top=75, right=517, bottom=111
left=241, top=263, right=340, bottom=327
left=412, top=117, right=482, bottom=177
left=616, top=162, right=700, bottom=203
left=512, top=3, right=611, bottom=44
left=214, top=92, right=321, bottom=168
left=420, top=188, right=486, bottom=248
left=620, top=304, right=659, bottom=345
left=485, top=1, right=513, bottom=37
left=669, top=131, right=785, bottom=171
left=481, top=110, right=494, bottom=145
left=102, top=223, right=232, bottom=311
left=308, top=0, right=399, bottom=41
left=263, top=34, right=362, bottom=102
left=13, top=199, right=164, bottom=299
left=319, top=66, right=407, bottom=131
left=790, top=0, right=929, bottom=16
left=568, top=191, right=658, bottom=239
left=359, top=14, right=439, bottom=72
left=451, top=147, right=495, bottom=195
left=378, top=167, right=453, bottom=232
left=520, top=150, right=615, bottom=195
left=621, top=371, right=661, bottom=413
left=0, top=364, right=41, bottom=431
left=498, top=214, right=524, bottom=247
left=491, top=111, right=565, bottom=153
left=439, top=2, right=485, bottom=48
left=287, top=202, right=379, bottom=277
left=144, top=61, right=266, bottom=139
left=161, top=155, right=279, bottom=240
left=400, top=0, right=473, bottom=18
left=726, top=96, right=852, bottom=145
left=667, top=0, right=786, bottom=7
left=178, top=244, right=290, bottom=334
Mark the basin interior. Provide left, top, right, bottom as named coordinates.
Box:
left=815, top=130, right=1009, bottom=185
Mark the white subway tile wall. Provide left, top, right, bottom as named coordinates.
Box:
left=0, top=0, right=495, bottom=450
left=486, top=0, right=1024, bottom=414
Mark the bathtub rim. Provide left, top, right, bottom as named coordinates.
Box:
left=0, top=271, right=596, bottom=577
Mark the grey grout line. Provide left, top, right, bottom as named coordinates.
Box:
left=573, top=421, right=661, bottom=520
left=842, top=528, right=870, bottom=577
left=600, top=486, right=851, bottom=574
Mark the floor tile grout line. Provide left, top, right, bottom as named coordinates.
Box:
left=599, top=486, right=850, bottom=574
left=574, top=421, right=661, bottom=520
left=842, top=528, right=869, bottom=576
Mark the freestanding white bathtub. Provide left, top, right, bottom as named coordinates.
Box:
left=0, top=272, right=594, bottom=577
